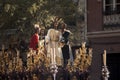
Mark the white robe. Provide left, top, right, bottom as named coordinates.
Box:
left=45, top=29, right=63, bottom=66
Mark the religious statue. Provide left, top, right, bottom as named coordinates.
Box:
left=45, top=18, right=63, bottom=66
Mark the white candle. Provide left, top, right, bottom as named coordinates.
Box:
left=53, top=48, right=56, bottom=64
left=2, top=45, right=4, bottom=51
left=103, top=50, right=106, bottom=66
left=51, top=48, right=53, bottom=64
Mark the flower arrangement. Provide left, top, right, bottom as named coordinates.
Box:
left=0, top=42, right=92, bottom=80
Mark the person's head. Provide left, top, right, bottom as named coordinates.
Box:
left=34, top=24, right=41, bottom=34
left=61, top=23, right=67, bottom=29
left=61, top=23, right=67, bottom=32
left=53, top=21, right=59, bottom=29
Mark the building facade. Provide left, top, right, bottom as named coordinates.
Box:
left=87, top=0, right=120, bottom=80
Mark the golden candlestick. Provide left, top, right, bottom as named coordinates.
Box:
left=102, top=50, right=109, bottom=80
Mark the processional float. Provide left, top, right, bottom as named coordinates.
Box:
left=0, top=42, right=93, bottom=80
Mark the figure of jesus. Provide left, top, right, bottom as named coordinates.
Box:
left=45, top=20, right=62, bottom=65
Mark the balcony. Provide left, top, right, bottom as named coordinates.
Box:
left=103, top=14, right=120, bottom=30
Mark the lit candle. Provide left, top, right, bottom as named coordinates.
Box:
left=103, top=50, right=106, bottom=66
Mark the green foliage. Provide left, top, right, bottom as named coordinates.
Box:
left=0, top=0, right=78, bottom=38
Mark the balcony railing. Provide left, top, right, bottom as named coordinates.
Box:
left=103, top=14, right=120, bottom=30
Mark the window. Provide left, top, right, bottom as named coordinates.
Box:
left=103, top=0, right=120, bottom=15
left=116, top=0, right=120, bottom=13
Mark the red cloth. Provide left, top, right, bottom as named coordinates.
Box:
left=29, top=33, right=39, bottom=50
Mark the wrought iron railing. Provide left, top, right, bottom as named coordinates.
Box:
left=103, top=14, right=120, bottom=30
